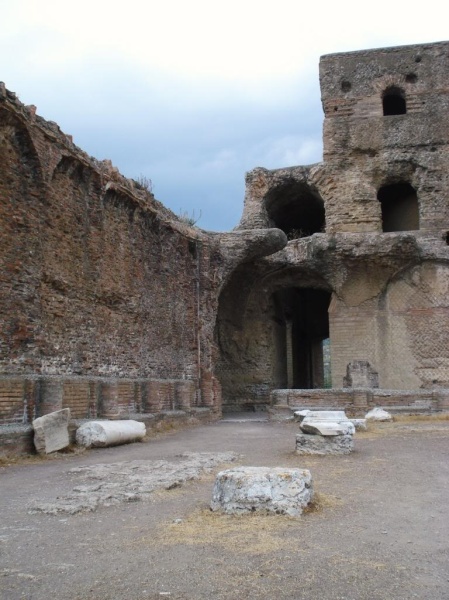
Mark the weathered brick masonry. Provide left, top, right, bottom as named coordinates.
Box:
left=1, top=41, right=449, bottom=437
left=0, top=83, right=285, bottom=429
left=218, top=41, right=449, bottom=410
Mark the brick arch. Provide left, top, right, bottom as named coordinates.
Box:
left=215, top=262, right=333, bottom=410
left=52, top=155, right=88, bottom=182
left=264, top=179, right=325, bottom=239
left=0, top=109, right=43, bottom=183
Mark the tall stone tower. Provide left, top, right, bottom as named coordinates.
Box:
left=217, top=41, right=449, bottom=409
left=320, top=41, right=449, bottom=233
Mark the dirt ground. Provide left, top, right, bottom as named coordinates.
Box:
left=1, top=415, right=448, bottom=600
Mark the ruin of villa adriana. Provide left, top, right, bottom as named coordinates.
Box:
left=1, top=40, right=449, bottom=454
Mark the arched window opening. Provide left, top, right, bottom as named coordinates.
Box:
left=383, top=86, right=406, bottom=115
left=378, top=183, right=419, bottom=232
left=272, top=288, right=331, bottom=389
left=266, top=181, right=325, bottom=239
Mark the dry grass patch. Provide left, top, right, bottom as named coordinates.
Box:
left=136, top=492, right=343, bottom=555
left=358, top=415, right=449, bottom=439
left=329, top=555, right=388, bottom=570
left=391, top=413, right=449, bottom=422
left=304, top=491, right=343, bottom=514
left=156, top=508, right=299, bottom=554
left=0, top=444, right=86, bottom=467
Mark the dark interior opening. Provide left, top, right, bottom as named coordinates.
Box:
left=378, top=183, right=419, bottom=232
left=265, top=181, right=325, bottom=239
left=272, top=288, right=331, bottom=389
left=383, top=87, right=406, bottom=115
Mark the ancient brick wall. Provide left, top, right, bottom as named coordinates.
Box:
left=270, top=387, right=443, bottom=414
left=0, top=88, right=224, bottom=423
left=0, top=85, right=286, bottom=424
left=226, top=41, right=449, bottom=410
left=2, top=42, right=449, bottom=422
left=319, top=42, right=449, bottom=234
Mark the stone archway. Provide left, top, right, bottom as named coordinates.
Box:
left=215, top=265, right=332, bottom=412
left=265, top=180, right=325, bottom=239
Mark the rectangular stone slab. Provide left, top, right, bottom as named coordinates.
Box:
left=304, top=411, right=348, bottom=421
left=33, top=409, right=71, bottom=454
left=301, top=419, right=355, bottom=436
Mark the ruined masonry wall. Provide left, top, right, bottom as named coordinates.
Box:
left=319, top=42, right=449, bottom=233
left=0, top=87, right=222, bottom=424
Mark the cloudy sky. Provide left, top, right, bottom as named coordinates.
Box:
left=1, top=0, right=447, bottom=230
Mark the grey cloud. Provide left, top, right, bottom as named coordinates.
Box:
left=4, top=60, right=323, bottom=231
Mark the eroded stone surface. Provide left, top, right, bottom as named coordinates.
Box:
left=350, top=418, right=367, bottom=431
left=210, top=466, right=313, bottom=516
left=28, top=452, right=239, bottom=514
left=365, top=408, right=393, bottom=422
left=303, top=411, right=348, bottom=421
left=300, top=410, right=355, bottom=436
left=300, top=420, right=355, bottom=436
left=32, top=409, right=70, bottom=455
left=296, top=433, right=353, bottom=455
left=76, top=420, right=146, bottom=448
left=343, top=361, right=379, bottom=388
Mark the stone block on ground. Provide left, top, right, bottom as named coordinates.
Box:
left=210, top=466, right=313, bottom=516
left=33, top=408, right=71, bottom=455
left=350, top=418, right=367, bottom=431
left=300, top=410, right=355, bottom=436
left=365, top=407, right=392, bottom=422
left=296, top=432, right=353, bottom=455
left=76, top=420, right=146, bottom=448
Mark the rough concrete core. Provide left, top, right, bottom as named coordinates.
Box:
left=210, top=466, right=314, bottom=516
